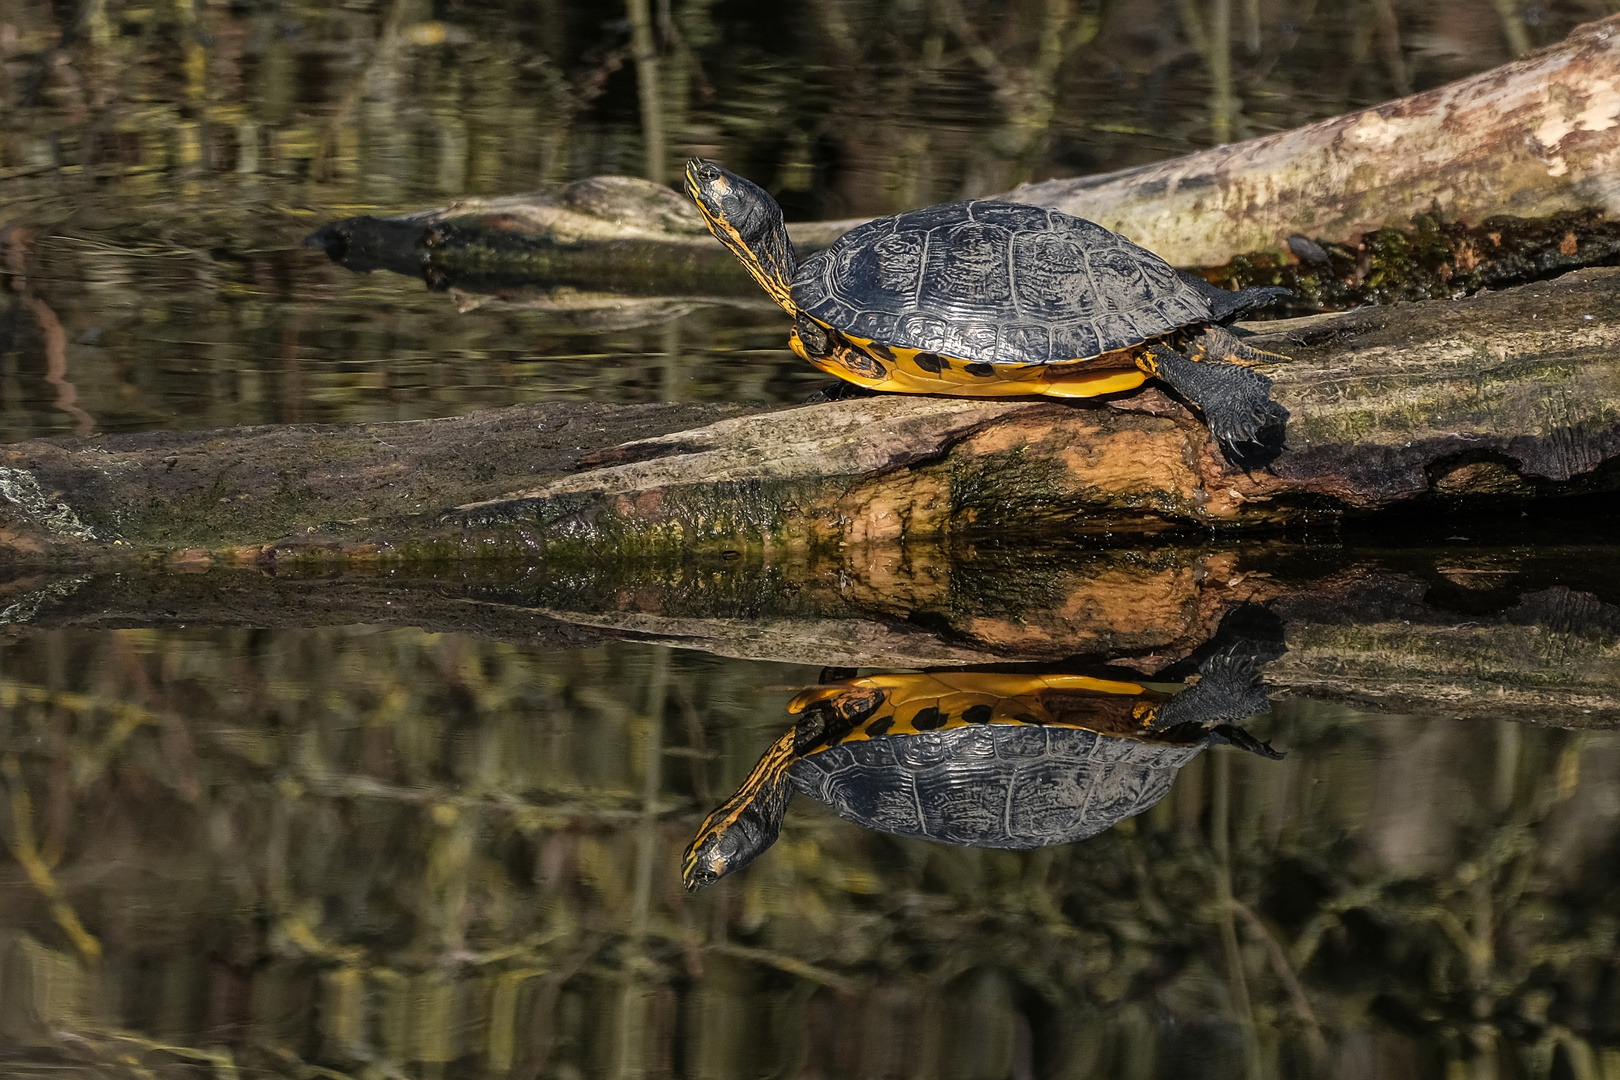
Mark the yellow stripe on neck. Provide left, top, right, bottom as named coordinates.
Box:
left=697, top=203, right=795, bottom=312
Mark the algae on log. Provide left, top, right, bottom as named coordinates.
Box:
left=1197, top=210, right=1620, bottom=318
left=2, top=268, right=1620, bottom=561
left=1006, top=13, right=1620, bottom=266
left=2, top=538, right=1616, bottom=731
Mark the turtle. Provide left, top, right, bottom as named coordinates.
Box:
left=681, top=651, right=1280, bottom=889
left=684, top=159, right=1292, bottom=467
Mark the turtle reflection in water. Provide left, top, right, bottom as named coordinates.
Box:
left=682, top=654, right=1281, bottom=889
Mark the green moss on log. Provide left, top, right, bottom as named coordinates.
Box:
left=1203, top=211, right=1620, bottom=317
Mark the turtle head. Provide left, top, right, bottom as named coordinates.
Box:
left=684, top=158, right=797, bottom=312
left=681, top=727, right=799, bottom=889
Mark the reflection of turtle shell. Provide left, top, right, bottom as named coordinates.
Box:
left=792, top=202, right=1213, bottom=366
left=787, top=724, right=1204, bottom=848
left=682, top=665, right=1277, bottom=890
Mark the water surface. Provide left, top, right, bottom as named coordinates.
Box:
left=3, top=2, right=1619, bottom=1078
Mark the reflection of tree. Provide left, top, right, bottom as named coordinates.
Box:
left=0, top=629, right=1616, bottom=1078
left=933, top=0, right=1106, bottom=194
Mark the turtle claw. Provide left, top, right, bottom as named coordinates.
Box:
left=1150, top=343, right=1289, bottom=469
left=1213, top=393, right=1290, bottom=471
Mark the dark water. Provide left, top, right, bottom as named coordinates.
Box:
left=4, top=2, right=1620, bottom=1079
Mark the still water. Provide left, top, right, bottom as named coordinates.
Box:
left=4, top=1, right=1620, bottom=1078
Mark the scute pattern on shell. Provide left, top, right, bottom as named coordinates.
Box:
left=792, top=201, right=1214, bottom=366
left=786, top=726, right=1208, bottom=848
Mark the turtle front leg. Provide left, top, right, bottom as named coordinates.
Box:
left=1146, top=330, right=1289, bottom=468
left=791, top=314, right=894, bottom=389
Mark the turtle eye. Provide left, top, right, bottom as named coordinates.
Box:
left=694, top=161, right=720, bottom=182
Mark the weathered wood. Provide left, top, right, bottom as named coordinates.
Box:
left=3, top=539, right=1616, bottom=730
left=1006, top=13, right=1620, bottom=265
left=1, top=268, right=1618, bottom=562
left=0, top=400, right=758, bottom=561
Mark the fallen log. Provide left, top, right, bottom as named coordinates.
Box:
left=2, top=536, right=1616, bottom=730
left=1010, top=13, right=1620, bottom=265
left=1, top=268, right=1618, bottom=561
left=307, top=14, right=1620, bottom=300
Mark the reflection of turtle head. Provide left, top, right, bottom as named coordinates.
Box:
left=681, top=729, right=798, bottom=890
left=683, top=158, right=797, bottom=311
left=680, top=689, right=888, bottom=890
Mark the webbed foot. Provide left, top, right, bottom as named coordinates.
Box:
left=1150, top=328, right=1289, bottom=468
left=1143, top=645, right=1275, bottom=736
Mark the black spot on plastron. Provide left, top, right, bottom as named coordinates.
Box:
left=911, top=706, right=946, bottom=730
left=864, top=714, right=895, bottom=738
left=913, top=351, right=945, bottom=373
left=839, top=348, right=888, bottom=380
left=964, top=362, right=996, bottom=378
left=963, top=704, right=994, bottom=724
left=868, top=342, right=897, bottom=361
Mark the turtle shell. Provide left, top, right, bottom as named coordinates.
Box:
left=791, top=202, right=1214, bottom=366
left=785, top=724, right=1206, bottom=848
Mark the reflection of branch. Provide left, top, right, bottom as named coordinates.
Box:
left=1, top=754, right=103, bottom=962
left=1492, top=0, right=1531, bottom=57
left=316, top=0, right=413, bottom=178
left=936, top=0, right=1105, bottom=186
left=1207, top=0, right=1236, bottom=143
left=1177, top=0, right=1240, bottom=142
left=24, top=293, right=96, bottom=436
left=1231, top=898, right=1328, bottom=1062
left=710, top=941, right=859, bottom=994
left=1371, top=0, right=1412, bottom=97
left=626, top=0, right=667, bottom=184
left=6, top=226, right=96, bottom=435
left=1210, top=750, right=1262, bottom=1080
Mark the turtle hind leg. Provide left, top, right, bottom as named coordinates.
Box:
left=1149, top=328, right=1289, bottom=469
left=1183, top=324, right=1290, bottom=368
left=804, top=379, right=880, bottom=403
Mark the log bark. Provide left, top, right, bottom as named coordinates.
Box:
left=1, top=267, right=1618, bottom=562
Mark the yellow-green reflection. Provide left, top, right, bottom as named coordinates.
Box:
left=0, top=627, right=1615, bottom=1078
